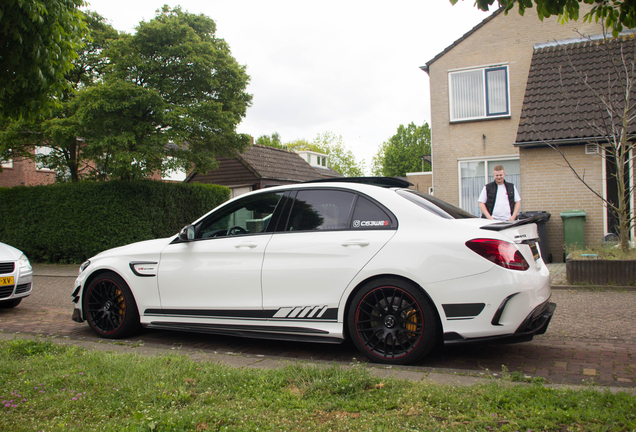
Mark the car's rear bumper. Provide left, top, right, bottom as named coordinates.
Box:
left=443, top=300, right=556, bottom=345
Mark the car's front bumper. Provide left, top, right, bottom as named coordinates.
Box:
left=0, top=264, right=33, bottom=302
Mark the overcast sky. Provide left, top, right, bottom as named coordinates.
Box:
left=83, top=0, right=494, bottom=173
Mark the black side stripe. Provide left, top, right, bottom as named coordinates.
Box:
left=144, top=307, right=338, bottom=320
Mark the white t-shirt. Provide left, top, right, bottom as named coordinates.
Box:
left=478, top=183, right=521, bottom=221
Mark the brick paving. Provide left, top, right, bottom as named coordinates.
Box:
left=0, top=264, right=633, bottom=388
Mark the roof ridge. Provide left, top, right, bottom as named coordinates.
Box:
left=250, top=143, right=294, bottom=153
left=533, top=30, right=636, bottom=51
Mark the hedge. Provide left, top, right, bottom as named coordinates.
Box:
left=0, top=180, right=230, bottom=263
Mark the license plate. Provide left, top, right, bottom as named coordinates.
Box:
left=0, top=276, right=14, bottom=286
left=529, top=242, right=540, bottom=261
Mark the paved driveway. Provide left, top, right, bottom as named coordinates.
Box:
left=1, top=263, right=634, bottom=388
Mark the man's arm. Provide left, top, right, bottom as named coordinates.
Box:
left=479, top=202, right=493, bottom=219
left=509, top=200, right=521, bottom=221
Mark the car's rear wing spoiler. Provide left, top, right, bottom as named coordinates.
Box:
left=479, top=215, right=542, bottom=232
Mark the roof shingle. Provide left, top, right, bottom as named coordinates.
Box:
left=239, top=144, right=340, bottom=181
left=516, top=35, right=636, bottom=146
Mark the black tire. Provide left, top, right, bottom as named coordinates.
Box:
left=0, top=298, right=22, bottom=308
left=347, top=278, right=439, bottom=365
left=83, top=271, right=140, bottom=339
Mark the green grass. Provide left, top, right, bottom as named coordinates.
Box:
left=1, top=339, right=635, bottom=431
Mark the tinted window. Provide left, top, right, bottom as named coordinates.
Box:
left=351, top=196, right=393, bottom=229
left=196, top=192, right=284, bottom=239
left=396, top=189, right=476, bottom=219
left=287, top=190, right=355, bottom=231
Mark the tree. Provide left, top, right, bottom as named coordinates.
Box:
left=374, top=122, right=431, bottom=177
left=73, top=80, right=169, bottom=181
left=106, top=6, right=252, bottom=179
left=287, top=132, right=366, bottom=177
left=453, top=0, right=636, bottom=37
left=2, top=7, right=252, bottom=182
left=370, top=142, right=388, bottom=177
left=0, top=0, right=88, bottom=121
left=0, top=11, right=118, bottom=181
left=255, top=132, right=284, bottom=149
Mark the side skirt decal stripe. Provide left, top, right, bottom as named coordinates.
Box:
left=144, top=307, right=338, bottom=321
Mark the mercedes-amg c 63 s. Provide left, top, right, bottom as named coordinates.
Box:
left=72, top=178, right=555, bottom=364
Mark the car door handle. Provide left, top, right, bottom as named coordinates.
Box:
left=235, top=242, right=258, bottom=249
left=341, top=239, right=370, bottom=248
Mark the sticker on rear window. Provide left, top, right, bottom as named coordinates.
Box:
left=353, top=220, right=389, bottom=228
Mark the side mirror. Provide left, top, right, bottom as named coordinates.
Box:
left=178, top=225, right=195, bottom=242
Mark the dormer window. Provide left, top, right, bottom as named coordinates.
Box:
left=449, top=65, right=510, bottom=122
left=297, top=151, right=329, bottom=169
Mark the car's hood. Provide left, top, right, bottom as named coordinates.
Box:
left=92, top=236, right=176, bottom=260
left=0, top=242, right=24, bottom=261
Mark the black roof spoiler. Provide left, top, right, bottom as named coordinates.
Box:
left=303, top=177, right=413, bottom=188
left=480, top=215, right=542, bottom=232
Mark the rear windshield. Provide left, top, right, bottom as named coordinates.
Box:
left=396, top=189, right=476, bottom=220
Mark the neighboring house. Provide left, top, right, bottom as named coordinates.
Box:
left=422, top=7, right=608, bottom=261
left=0, top=149, right=56, bottom=187
left=186, top=144, right=342, bottom=197
left=406, top=171, right=433, bottom=194
left=0, top=146, right=183, bottom=186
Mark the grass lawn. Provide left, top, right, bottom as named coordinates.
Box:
left=1, top=338, right=634, bottom=431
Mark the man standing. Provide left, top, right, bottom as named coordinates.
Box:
left=478, top=165, right=521, bottom=221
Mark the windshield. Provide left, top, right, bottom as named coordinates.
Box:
left=396, top=189, right=476, bottom=219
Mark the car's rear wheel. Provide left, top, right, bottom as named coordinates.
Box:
left=84, top=271, right=140, bottom=339
left=348, top=278, right=439, bottom=365
left=0, top=298, right=22, bottom=308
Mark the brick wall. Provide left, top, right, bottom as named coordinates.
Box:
left=0, top=158, right=55, bottom=187
left=520, top=145, right=605, bottom=262
left=427, top=8, right=603, bottom=207
left=406, top=172, right=432, bottom=194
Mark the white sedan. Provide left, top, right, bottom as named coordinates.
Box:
left=0, top=242, right=33, bottom=308
left=72, top=178, right=555, bottom=364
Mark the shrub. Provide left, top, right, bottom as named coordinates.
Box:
left=0, top=180, right=230, bottom=263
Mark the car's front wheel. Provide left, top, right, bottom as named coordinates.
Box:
left=347, top=278, right=439, bottom=365
left=83, top=271, right=140, bottom=339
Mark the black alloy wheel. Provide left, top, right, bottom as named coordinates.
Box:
left=348, top=278, right=438, bottom=365
left=84, top=271, right=140, bottom=339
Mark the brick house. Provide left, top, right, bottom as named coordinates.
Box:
left=186, top=144, right=342, bottom=197
left=0, top=151, right=55, bottom=187
left=420, top=8, right=621, bottom=262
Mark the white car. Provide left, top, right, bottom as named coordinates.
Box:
left=72, top=178, right=555, bottom=364
left=0, top=242, right=33, bottom=308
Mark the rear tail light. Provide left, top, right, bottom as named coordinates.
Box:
left=466, top=239, right=530, bottom=271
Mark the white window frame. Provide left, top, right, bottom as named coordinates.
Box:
left=35, top=146, right=55, bottom=171
left=1, top=159, right=13, bottom=169
left=457, top=155, right=520, bottom=216
left=448, top=64, right=511, bottom=122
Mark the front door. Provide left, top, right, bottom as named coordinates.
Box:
left=157, top=192, right=284, bottom=312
